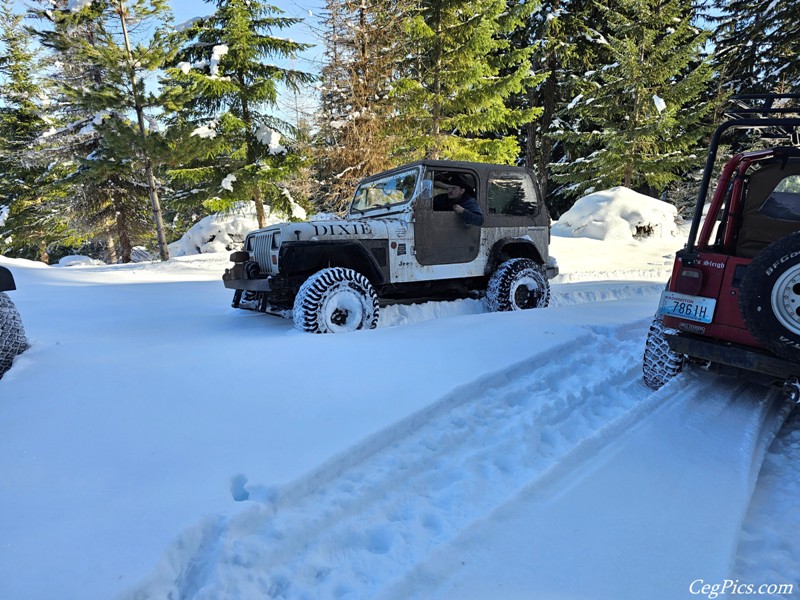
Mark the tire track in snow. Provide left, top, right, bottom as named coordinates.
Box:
left=126, top=320, right=780, bottom=600
left=385, top=375, right=790, bottom=600
left=129, top=319, right=655, bottom=599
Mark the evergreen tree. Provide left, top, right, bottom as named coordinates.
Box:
left=165, top=0, right=314, bottom=228
left=550, top=0, right=714, bottom=199
left=711, top=0, right=800, bottom=95
left=313, top=0, right=405, bottom=213
left=34, top=0, right=182, bottom=261
left=392, top=0, right=539, bottom=163
left=514, top=0, right=599, bottom=202
left=0, top=4, right=73, bottom=262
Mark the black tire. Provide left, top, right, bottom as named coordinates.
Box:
left=293, top=267, right=379, bottom=333
left=486, top=258, right=550, bottom=312
left=740, top=232, right=800, bottom=362
left=642, top=314, right=684, bottom=390
left=0, top=292, right=27, bottom=379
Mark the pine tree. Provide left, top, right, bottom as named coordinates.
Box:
left=550, top=0, right=714, bottom=199
left=711, top=0, right=800, bottom=94
left=514, top=0, right=599, bottom=202
left=0, top=4, right=73, bottom=262
left=164, top=0, right=314, bottom=228
left=33, top=0, right=182, bottom=261
left=313, top=0, right=405, bottom=213
left=391, top=0, right=539, bottom=163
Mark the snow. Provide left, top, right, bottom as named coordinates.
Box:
left=654, top=94, right=667, bottom=113
left=56, top=255, right=106, bottom=267
left=220, top=172, right=236, bottom=192
left=208, top=44, right=229, bottom=77
left=168, top=204, right=257, bottom=256
left=255, top=125, right=287, bottom=154
left=190, top=120, right=217, bottom=139
left=168, top=203, right=301, bottom=257
left=552, top=186, right=680, bottom=241
left=66, top=0, right=92, bottom=12
left=0, top=192, right=797, bottom=600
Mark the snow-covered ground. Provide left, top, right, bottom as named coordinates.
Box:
left=1, top=191, right=798, bottom=600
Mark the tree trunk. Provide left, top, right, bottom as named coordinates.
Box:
left=240, top=89, right=267, bottom=228
left=115, top=210, right=133, bottom=263
left=106, top=235, right=118, bottom=264
left=117, top=0, right=170, bottom=261
left=253, top=187, right=267, bottom=229
left=37, top=240, right=48, bottom=264
left=538, top=63, right=558, bottom=199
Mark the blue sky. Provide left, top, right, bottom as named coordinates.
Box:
left=9, top=0, right=323, bottom=120
left=169, top=0, right=323, bottom=70
left=11, top=0, right=321, bottom=57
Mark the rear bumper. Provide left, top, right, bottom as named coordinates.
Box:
left=665, top=332, right=800, bottom=382
left=545, top=264, right=559, bottom=279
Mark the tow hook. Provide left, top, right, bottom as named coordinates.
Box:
left=782, top=377, right=800, bottom=403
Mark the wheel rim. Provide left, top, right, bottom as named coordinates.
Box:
left=322, top=287, right=365, bottom=332
left=511, top=275, right=543, bottom=309
left=771, top=264, right=800, bottom=335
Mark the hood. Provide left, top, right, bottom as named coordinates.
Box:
left=251, top=217, right=396, bottom=243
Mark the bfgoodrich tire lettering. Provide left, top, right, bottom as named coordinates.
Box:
left=486, top=258, right=550, bottom=311
left=739, top=232, right=800, bottom=362
left=0, top=292, right=27, bottom=378
left=642, top=314, right=683, bottom=390
left=293, top=267, right=379, bottom=333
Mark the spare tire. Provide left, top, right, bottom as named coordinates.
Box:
left=739, top=231, right=800, bottom=362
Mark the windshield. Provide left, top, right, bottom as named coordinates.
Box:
left=351, top=168, right=420, bottom=213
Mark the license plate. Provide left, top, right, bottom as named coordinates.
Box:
left=658, top=291, right=716, bottom=324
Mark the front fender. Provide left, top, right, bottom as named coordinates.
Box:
left=0, top=266, right=16, bottom=292
left=280, top=240, right=387, bottom=285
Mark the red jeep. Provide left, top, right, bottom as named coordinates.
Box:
left=643, top=94, right=800, bottom=399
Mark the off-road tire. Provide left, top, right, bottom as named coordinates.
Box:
left=740, top=232, right=800, bottom=362
left=642, top=314, right=684, bottom=390
left=486, top=258, right=550, bottom=312
left=1, top=292, right=27, bottom=379
left=293, top=267, right=379, bottom=333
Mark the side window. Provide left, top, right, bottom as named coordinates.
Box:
left=488, top=172, right=538, bottom=217
left=430, top=171, right=477, bottom=211
left=758, top=175, right=800, bottom=222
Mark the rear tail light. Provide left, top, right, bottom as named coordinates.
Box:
left=675, top=268, right=703, bottom=295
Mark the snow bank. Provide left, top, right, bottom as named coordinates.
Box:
left=168, top=200, right=308, bottom=257
left=553, top=187, right=680, bottom=241
left=56, top=255, right=106, bottom=267
left=169, top=207, right=261, bottom=256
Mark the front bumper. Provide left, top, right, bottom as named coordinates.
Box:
left=222, top=272, right=273, bottom=292
left=222, top=259, right=285, bottom=292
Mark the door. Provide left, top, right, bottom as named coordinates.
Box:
left=413, top=170, right=482, bottom=266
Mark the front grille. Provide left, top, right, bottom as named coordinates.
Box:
left=250, top=232, right=275, bottom=274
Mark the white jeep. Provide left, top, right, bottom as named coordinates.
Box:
left=223, top=159, right=558, bottom=332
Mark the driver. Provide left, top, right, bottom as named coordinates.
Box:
left=433, top=174, right=484, bottom=226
